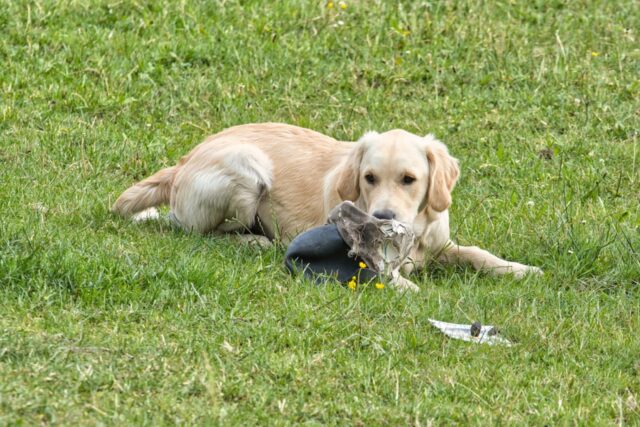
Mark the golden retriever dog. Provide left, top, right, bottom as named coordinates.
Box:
left=112, top=123, right=542, bottom=290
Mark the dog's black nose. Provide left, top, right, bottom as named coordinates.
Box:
left=372, top=209, right=396, bottom=220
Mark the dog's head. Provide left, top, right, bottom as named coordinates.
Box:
left=336, top=130, right=459, bottom=225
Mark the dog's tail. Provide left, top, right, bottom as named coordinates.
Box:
left=112, top=166, right=177, bottom=217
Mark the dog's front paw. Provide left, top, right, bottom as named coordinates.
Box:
left=512, top=263, right=543, bottom=279
left=390, top=272, right=420, bottom=292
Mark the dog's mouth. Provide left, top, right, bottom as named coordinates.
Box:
left=365, top=202, right=420, bottom=225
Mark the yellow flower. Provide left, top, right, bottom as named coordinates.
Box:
left=348, top=280, right=356, bottom=290
left=358, top=261, right=367, bottom=269
left=351, top=276, right=356, bottom=281
left=339, top=1, right=347, bottom=9
left=375, top=283, right=385, bottom=289
left=591, top=51, right=599, bottom=57
left=327, top=1, right=334, bottom=8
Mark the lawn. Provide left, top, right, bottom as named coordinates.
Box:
left=1, top=0, right=639, bottom=424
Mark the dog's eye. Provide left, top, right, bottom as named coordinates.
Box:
left=402, top=175, right=416, bottom=185
left=364, top=174, right=376, bottom=185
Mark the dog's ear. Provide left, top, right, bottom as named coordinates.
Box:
left=335, top=132, right=375, bottom=201
left=424, top=135, right=459, bottom=212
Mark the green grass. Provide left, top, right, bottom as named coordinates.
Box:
left=1, top=0, right=639, bottom=424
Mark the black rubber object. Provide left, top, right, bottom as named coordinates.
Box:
left=284, top=224, right=377, bottom=283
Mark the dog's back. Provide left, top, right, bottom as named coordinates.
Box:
left=113, top=123, right=353, bottom=237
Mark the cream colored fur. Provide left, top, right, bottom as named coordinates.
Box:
left=113, top=123, right=542, bottom=290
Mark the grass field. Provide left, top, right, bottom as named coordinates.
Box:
left=1, top=0, right=639, bottom=424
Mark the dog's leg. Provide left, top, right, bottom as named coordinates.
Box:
left=170, top=145, right=273, bottom=235
left=389, top=270, right=420, bottom=292
left=439, top=243, right=542, bottom=278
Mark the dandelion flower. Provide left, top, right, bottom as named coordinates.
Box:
left=348, top=280, right=357, bottom=290
left=327, top=1, right=334, bottom=8
left=358, top=261, right=367, bottom=269
left=339, top=1, right=347, bottom=9
left=375, top=283, right=385, bottom=289
left=591, top=51, right=599, bottom=57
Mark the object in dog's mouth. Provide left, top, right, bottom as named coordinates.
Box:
left=328, top=201, right=415, bottom=276
left=429, top=319, right=512, bottom=346
left=284, top=201, right=415, bottom=283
